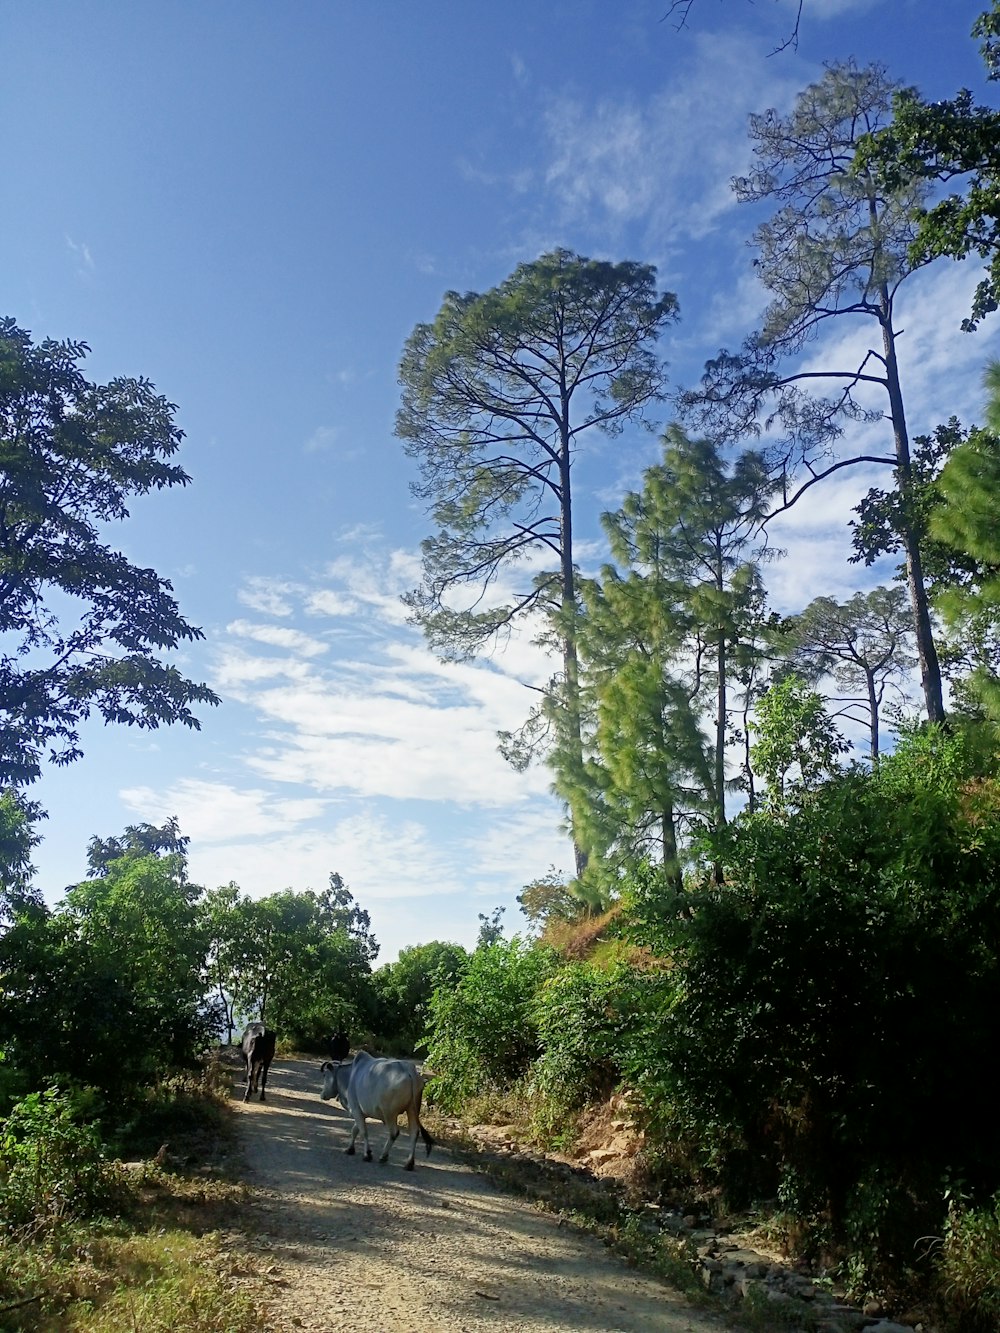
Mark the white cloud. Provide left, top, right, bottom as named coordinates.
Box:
left=66, top=235, right=94, bottom=276
left=226, top=619, right=329, bottom=657
left=538, top=32, right=803, bottom=246
left=119, top=779, right=327, bottom=845
left=237, top=576, right=301, bottom=617
left=304, top=425, right=340, bottom=453
left=213, top=549, right=560, bottom=813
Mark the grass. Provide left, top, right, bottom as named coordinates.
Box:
left=0, top=1053, right=275, bottom=1333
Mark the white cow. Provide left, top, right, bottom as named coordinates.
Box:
left=320, top=1051, right=434, bottom=1171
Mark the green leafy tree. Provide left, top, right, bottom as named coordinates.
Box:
left=1, top=841, right=214, bottom=1095
left=855, top=3, right=1000, bottom=331
left=424, top=938, right=557, bottom=1112
left=85, top=815, right=190, bottom=877
left=475, top=905, right=506, bottom=949
left=749, top=674, right=850, bottom=809
left=0, top=788, right=43, bottom=918
left=561, top=428, right=776, bottom=890
left=851, top=415, right=1000, bottom=715
left=517, top=868, right=588, bottom=933
left=681, top=62, right=946, bottom=724
left=645, top=728, right=1000, bottom=1285
left=781, top=587, right=917, bottom=759
left=930, top=388, right=1000, bottom=720
left=396, top=250, right=678, bottom=874
left=0, top=908, right=132, bottom=1093
left=63, top=851, right=213, bottom=1067
left=202, top=881, right=252, bottom=1043
left=372, top=941, right=469, bottom=1055
left=222, top=877, right=379, bottom=1046
left=0, top=318, right=219, bottom=786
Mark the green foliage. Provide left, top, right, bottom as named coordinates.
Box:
left=529, top=962, right=633, bottom=1113
left=0, top=1087, right=126, bottom=1231
left=855, top=4, right=1000, bottom=331
left=86, top=815, right=190, bottom=877
left=517, top=869, right=583, bottom=933
left=780, top=587, right=916, bottom=759
left=425, top=938, right=558, bottom=1112
left=930, top=404, right=1000, bottom=721
left=203, top=874, right=379, bottom=1048
left=396, top=249, right=678, bottom=658
left=748, top=674, right=850, bottom=808
left=371, top=940, right=468, bottom=1055
left=933, top=1194, right=1000, bottom=1330
left=1, top=845, right=216, bottom=1096
left=561, top=427, right=776, bottom=892
left=629, top=727, right=1000, bottom=1279
left=683, top=61, right=946, bottom=723
left=0, top=317, right=218, bottom=786
left=0, top=786, right=44, bottom=918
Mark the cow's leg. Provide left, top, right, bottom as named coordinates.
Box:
left=259, top=1062, right=269, bottom=1102
left=344, top=1120, right=359, bottom=1156
left=402, top=1109, right=419, bottom=1170
left=358, top=1114, right=373, bottom=1162
left=243, top=1059, right=252, bottom=1102
left=378, top=1117, right=400, bottom=1164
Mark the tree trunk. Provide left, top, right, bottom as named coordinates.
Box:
left=558, top=407, right=589, bottom=879
left=866, top=667, right=880, bottom=760
left=662, top=799, right=683, bottom=894
left=880, top=299, right=945, bottom=724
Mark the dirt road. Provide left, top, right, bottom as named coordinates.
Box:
left=231, top=1056, right=735, bottom=1333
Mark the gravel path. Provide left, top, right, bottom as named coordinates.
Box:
left=231, top=1056, right=736, bottom=1333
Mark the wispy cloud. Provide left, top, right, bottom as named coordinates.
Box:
left=66, top=235, right=95, bottom=278
left=304, top=425, right=340, bottom=454
left=211, top=549, right=557, bottom=816
left=120, top=778, right=327, bottom=844
left=538, top=32, right=803, bottom=246
left=236, top=576, right=302, bottom=617
left=226, top=619, right=329, bottom=657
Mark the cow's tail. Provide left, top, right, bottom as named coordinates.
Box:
left=414, top=1074, right=435, bottom=1157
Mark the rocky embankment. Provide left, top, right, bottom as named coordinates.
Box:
left=447, top=1099, right=937, bottom=1333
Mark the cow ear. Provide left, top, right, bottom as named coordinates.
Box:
left=320, top=1061, right=333, bottom=1071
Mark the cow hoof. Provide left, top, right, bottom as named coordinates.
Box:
left=404, top=1160, right=415, bottom=1171
left=344, top=1146, right=355, bottom=1156
left=364, top=1151, right=373, bottom=1162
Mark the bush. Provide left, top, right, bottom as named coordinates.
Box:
left=623, top=727, right=1000, bottom=1285
left=0, top=1087, right=127, bottom=1231
left=934, top=1194, right=1000, bottom=1331
left=530, top=961, right=634, bottom=1112
left=425, top=938, right=557, bottom=1112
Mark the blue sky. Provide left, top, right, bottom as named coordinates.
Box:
left=3, top=0, right=999, bottom=963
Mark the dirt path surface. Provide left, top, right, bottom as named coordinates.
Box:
left=231, top=1057, right=736, bottom=1333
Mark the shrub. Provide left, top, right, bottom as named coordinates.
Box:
left=0, top=1087, right=127, bottom=1231
left=530, top=961, right=634, bottom=1112
left=934, top=1194, right=1000, bottom=1331
left=622, top=727, right=1000, bottom=1283
left=424, top=938, right=557, bottom=1112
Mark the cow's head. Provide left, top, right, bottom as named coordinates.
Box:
left=319, top=1059, right=350, bottom=1107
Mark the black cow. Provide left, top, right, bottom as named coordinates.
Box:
left=241, top=1021, right=276, bottom=1102
left=329, top=1031, right=351, bottom=1062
